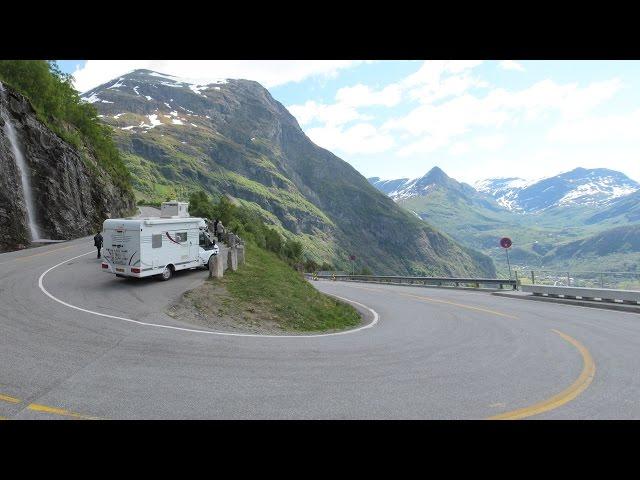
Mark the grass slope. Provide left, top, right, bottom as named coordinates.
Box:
left=173, top=242, right=362, bottom=333
left=220, top=243, right=361, bottom=332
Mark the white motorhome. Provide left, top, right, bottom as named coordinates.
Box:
left=101, top=201, right=219, bottom=281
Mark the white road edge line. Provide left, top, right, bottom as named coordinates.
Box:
left=38, top=251, right=379, bottom=338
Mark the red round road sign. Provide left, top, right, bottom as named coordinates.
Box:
left=500, top=237, right=512, bottom=249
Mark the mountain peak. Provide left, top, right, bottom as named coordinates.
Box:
left=478, top=167, right=640, bottom=212
left=373, top=166, right=460, bottom=202
left=421, top=166, right=449, bottom=184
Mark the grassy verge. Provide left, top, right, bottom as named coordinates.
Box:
left=218, top=242, right=361, bottom=332
left=170, top=242, right=362, bottom=333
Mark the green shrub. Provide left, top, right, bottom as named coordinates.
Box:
left=189, top=189, right=310, bottom=268
left=265, top=228, right=283, bottom=255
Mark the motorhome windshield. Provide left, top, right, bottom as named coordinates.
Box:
left=199, top=232, right=215, bottom=250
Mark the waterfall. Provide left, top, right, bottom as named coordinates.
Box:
left=0, top=82, right=41, bottom=241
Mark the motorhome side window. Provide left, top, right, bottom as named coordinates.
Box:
left=176, top=232, right=187, bottom=242
left=152, top=234, right=162, bottom=248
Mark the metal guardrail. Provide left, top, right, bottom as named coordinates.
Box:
left=521, top=285, right=640, bottom=304
left=514, top=269, right=640, bottom=291
left=307, top=274, right=517, bottom=290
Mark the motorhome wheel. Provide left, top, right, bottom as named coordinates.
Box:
left=160, top=266, right=172, bottom=281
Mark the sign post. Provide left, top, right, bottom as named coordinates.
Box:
left=500, top=237, right=513, bottom=280
left=349, top=254, right=356, bottom=275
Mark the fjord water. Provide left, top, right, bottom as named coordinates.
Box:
left=0, top=82, right=41, bottom=241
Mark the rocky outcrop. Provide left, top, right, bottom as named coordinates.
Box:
left=0, top=85, right=135, bottom=252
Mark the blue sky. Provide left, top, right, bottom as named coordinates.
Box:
left=59, top=60, right=640, bottom=185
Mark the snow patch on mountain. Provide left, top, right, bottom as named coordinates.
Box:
left=82, top=93, right=113, bottom=104
left=475, top=177, right=539, bottom=211
left=189, top=84, right=208, bottom=96
left=147, top=70, right=227, bottom=88
left=147, top=114, right=162, bottom=128
left=476, top=169, right=640, bottom=212
left=107, top=78, right=125, bottom=89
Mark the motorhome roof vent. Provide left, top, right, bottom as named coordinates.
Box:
left=160, top=201, right=190, bottom=218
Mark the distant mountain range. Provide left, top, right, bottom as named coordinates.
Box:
left=371, top=167, right=640, bottom=214
left=369, top=167, right=640, bottom=273
left=475, top=168, right=639, bottom=213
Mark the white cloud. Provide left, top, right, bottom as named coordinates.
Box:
left=407, top=73, right=488, bottom=104
left=475, top=134, right=507, bottom=151
left=401, top=60, right=483, bottom=88
left=72, top=60, right=364, bottom=93
left=449, top=134, right=506, bottom=157
left=287, top=100, right=369, bottom=127
left=483, top=78, right=622, bottom=120
left=334, top=83, right=402, bottom=108
left=400, top=61, right=486, bottom=104
left=288, top=83, right=402, bottom=127
left=385, top=77, right=623, bottom=156
left=449, top=142, right=471, bottom=156
left=499, top=60, right=525, bottom=72
left=289, top=60, right=489, bottom=155
left=547, top=109, right=640, bottom=143
left=305, top=123, right=395, bottom=155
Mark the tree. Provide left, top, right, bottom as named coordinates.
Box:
left=214, top=195, right=236, bottom=225
left=283, top=239, right=303, bottom=264
left=188, top=191, right=214, bottom=219
left=264, top=228, right=283, bottom=254
left=304, top=259, right=319, bottom=272
left=320, top=262, right=333, bottom=272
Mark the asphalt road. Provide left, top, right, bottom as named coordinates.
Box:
left=1, top=236, right=639, bottom=419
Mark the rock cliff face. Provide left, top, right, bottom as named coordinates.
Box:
left=0, top=84, right=135, bottom=252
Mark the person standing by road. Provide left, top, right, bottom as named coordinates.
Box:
left=94, top=231, right=103, bottom=259
left=216, top=220, right=225, bottom=243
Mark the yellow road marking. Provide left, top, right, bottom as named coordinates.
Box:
left=336, top=283, right=595, bottom=418
left=344, top=283, right=518, bottom=319
left=0, top=243, right=84, bottom=266
left=27, top=403, right=101, bottom=420
left=1, top=391, right=100, bottom=419
left=0, top=393, right=21, bottom=404
left=488, top=329, right=596, bottom=420
left=401, top=292, right=518, bottom=319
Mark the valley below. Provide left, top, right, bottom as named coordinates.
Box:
left=370, top=166, right=640, bottom=283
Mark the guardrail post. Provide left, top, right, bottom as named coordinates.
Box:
left=227, top=245, right=238, bottom=272
left=209, top=250, right=225, bottom=278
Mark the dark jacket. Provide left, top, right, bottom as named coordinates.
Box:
left=94, top=233, right=103, bottom=247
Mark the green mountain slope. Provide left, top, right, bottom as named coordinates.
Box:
left=542, top=224, right=640, bottom=271
left=83, top=70, right=495, bottom=277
